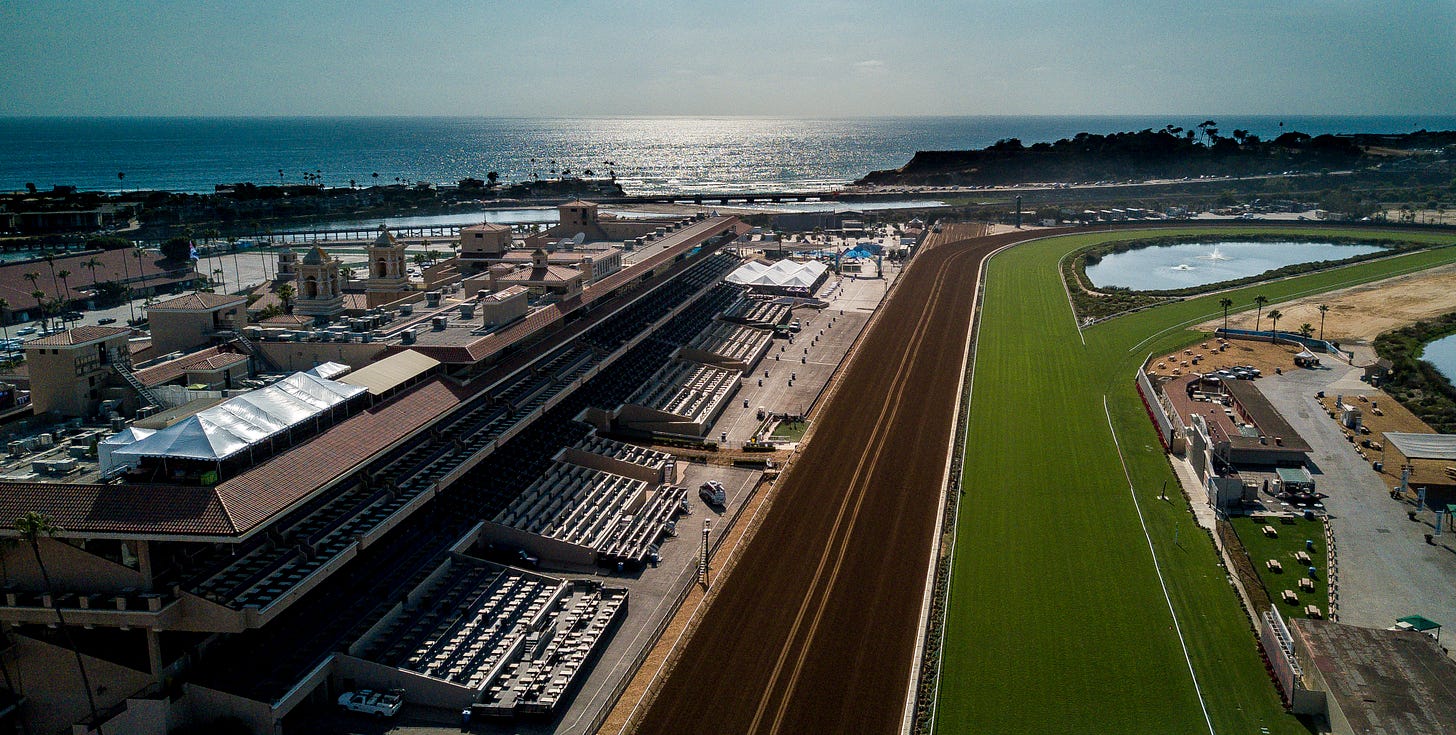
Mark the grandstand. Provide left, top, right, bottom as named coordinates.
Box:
left=721, top=293, right=793, bottom=329
left=614, top=360, right=741, bottom=437
left=358, top=558, right=626, bottom=717
left=488, top=449, right=687, bottom=568
left=477, top=583, right=627, bottom=717
left=679, top=320, right=774, bottom=372
left=181, top=247, right=743, bottom=714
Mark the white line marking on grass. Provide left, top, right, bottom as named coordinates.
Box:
left=1102, top=395, right=1217, bottom=735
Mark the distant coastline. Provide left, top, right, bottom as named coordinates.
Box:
left=4, top=115, right=1455, bottom=196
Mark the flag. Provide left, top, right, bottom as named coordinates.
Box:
left=189, top=244, right=199, bottom=260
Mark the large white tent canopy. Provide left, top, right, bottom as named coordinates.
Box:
left=726, top=259, right=828, bottom=290
left=111, top=372, right=366, bottom=465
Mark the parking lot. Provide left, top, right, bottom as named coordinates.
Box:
left=1252, top=360, right=1456, bottom=632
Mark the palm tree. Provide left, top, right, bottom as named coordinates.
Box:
left=486, top=171, right=498, bottom=188
left=1253, top=295, right=1269, bottom=331
left=42, top=253, right=59, bottom=295
left=228, top=237, right=243, bottom=292
left=56, top=269, right=72, bottom=303
left=1218, top=297, right=1233, bottom=333
left=212, top=267, right=226, bottom=291
left=1318, top=303, right=1330, bottom=341
left=83, top=257, right=102, bottom=292
left=0, top=298, right=10, bottom=346
left=117, top=171, right=125, bottom=191
left=1267, top=309, right=1283, bottom=342
left=16, top=512, right=104, bottom=734
left=29, top=291, right=45, bottom=330
left=277, top=283, right=295, bottom=313
left=1299, top=323, right=1314, bottom=338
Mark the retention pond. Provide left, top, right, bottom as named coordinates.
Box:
left=1085, top=239, right=1387, bottom=291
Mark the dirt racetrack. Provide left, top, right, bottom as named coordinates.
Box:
left=632, top=225, right=1021, bottom=735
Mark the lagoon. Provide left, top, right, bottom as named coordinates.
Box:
left=1084, top=240, right=1387, bottom=291
left=1421, top=333, right=1456, bottom=384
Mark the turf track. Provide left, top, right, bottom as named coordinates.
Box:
left=937, top=225, right=1456, bottom=735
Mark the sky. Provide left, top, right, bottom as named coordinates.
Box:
left=1, top=0, right=1453, bottom=117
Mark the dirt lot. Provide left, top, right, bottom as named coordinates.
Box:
left=1145, top=334, right=1307, bottom=380
left=1313, top=389, right=1456, bottom=497
left=1197, top=261, right=1456, bottom=343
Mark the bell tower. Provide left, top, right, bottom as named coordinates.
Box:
left=366, top=225, right=410, bottom=307
left=294, top=246, right=344, bottom=320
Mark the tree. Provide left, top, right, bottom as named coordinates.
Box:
left=117, top=172, right=125, bottom=191
left=42, top=253, right=59, bottom=295
left=1219, top=297, right=1233, bottom=333
left=56, top=269, right=72, bottom=303
left=1267, top=309, right=1283, bottom=341
left=0, top=298, right=10, bottom=346
left=486, top=171, right=499, bottom=188
left=1253, top=295, right=1269, bottom=331
left=83, top=257, right=103, bottom=291
left=1318, top=303, right=1330, bottom=341
left=16, top=512, right=105, bottom=734
left=29, top=291, right=45, bottom=330
left=161, top=236, right=193, bottom=262
left=212, top=268, right=226, bottom=292
left=276, top=283, right=295, bottom=313
left=1298, top=323, right=1314, bottom=338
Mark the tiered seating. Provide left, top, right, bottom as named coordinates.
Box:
left=722, top=294, right=792, bottom=327
left=629, top=361, right=740, bottom=425
left=479, top=583, right=628, bottom=716
left=574, top=435, right=672, bottom=473
left=684, top=321, right=773, bottom=370
left=393, top=570, right=565, bottom=689
left=494, top=458, right=685, bottom=566
left=499, top=464, right=646, bottom=545
left=187, top=247, right=736, bottom=703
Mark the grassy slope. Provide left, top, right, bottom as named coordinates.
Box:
left=938, top=227, right=1456, bottom=735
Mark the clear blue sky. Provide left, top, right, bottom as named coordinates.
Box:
left=2, top=0, right=1452, bottom=117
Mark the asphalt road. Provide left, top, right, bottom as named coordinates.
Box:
left=633, top=226, right=1011, bottom=735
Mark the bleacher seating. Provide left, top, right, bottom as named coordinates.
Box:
left=477, top=582, right=627, bottom=716
left=721, top=294, right=792, bottom=328
left=627, top=361, right=740, bottom=426
left=683, top=321, right=774, bottom=370
left=186, top=247, right=737, bottom=703
left=573, top=435, right=673, bottom=473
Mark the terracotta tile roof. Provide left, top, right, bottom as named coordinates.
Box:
left=0, top=481, right=237, bottom=537
left=25, top=325, right=132, bottom=347
left=147, top=292, right=247, bottom=311
left=259, top=314, right=310, bottom=327
left=396, top=217, right=736, bottom=365
left=133, top=346, right=249, bottom=386
left=499, top=264, right=582, bottom=284
left=212, top=377, right=468, bottom=532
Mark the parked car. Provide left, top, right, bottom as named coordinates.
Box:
left=97, top=317, right=117, bottom=325
left=337, top=689, right=404, bottom=718
left=15, top=327, right=35, bottom=336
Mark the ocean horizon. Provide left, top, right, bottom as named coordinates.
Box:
left=5, top=114, right=1454, bottom=196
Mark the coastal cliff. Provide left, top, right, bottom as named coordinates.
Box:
left=857, top=127, right=1456, bottom=187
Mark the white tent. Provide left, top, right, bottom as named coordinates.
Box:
left=113, top=371, right=366, bottom=465
left=726, top=260, right=828, bottom=290
left=97, top=426, right=156, bottom=475
left=307, top=361, right=352, bottom=380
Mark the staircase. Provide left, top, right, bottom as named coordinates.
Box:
left=108, top=347, right=164, bottom=408
left=216, top=329, right=278, bottom=372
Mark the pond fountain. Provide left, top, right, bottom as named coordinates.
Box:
left=1085, top=239, right=1387, bottom=291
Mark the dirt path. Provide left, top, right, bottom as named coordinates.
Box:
left=1197, top=261, right=1456, bottom=343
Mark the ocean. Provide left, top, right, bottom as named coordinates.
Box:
left=3, top=115, right=1453, bottom=196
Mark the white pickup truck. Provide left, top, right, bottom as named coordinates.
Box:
left=337, top=689, right=404, bottom=717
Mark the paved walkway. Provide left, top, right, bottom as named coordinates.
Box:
left=1255, top=363, right=1456, bottom=635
